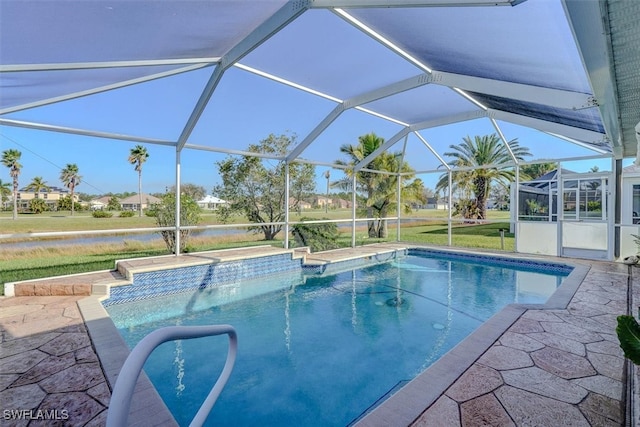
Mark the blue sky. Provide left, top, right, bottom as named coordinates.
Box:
left=0, top=63, right=619, bottom=198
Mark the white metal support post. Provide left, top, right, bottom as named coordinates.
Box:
left=284, top=162, right=290, bottom=249
left=448, top=170, right=452, bottom=246
left=397, top=136, right=408, bottom=242
left=175, top=148, right=182, bottom=256
left=352, top=174, right=357, bottom=247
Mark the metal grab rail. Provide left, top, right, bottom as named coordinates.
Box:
left=106, top=325, right=238, bottom=427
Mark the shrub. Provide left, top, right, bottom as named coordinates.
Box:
left=291, top=218, right=340, bottom=252
left=106, top=196, right=121, bottom=211
left=147, top=193, right=201, bottom=253
left=119, top=210, right=135, bottom=218
left=92, top=210, right=113, bottom=218
left=453, top=199, right=481, bottom=220
left=29, top=198, right=50, bottom=214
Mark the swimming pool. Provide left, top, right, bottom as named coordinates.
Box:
left=105, top=250, right=571, bottom=426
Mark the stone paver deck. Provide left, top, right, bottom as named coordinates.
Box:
left=0, top=244, right=632, bottom=426
left=0, top=296, right=110, bottom=426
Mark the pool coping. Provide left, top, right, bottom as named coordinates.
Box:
left=77, top=243, right=589, bottom=426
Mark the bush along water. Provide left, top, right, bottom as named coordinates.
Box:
left=147, top=193, right=201, bottom=253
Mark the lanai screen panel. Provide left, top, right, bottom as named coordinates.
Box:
left=361, top=84, right=480, bottom=126
left=468, top=92, right=605, bottom=135
left=0, top=0, right=287, bottom=110
left=0, top=65, right=207, bottom=112
left=347, top=1, right=590, bottom=92
left=240, top=9, right=422, bottom=100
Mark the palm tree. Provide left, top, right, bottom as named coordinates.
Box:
left=1, top=149, right=22, bottom=220
left=436, top=134, right=531, bottom=220
left=128, top=145, right=149, bottom=217
left=519, top=162, right=557, bottom=180
left=25, top=176, right=51, bottom=198
left=334, top=133, right=425, bottom=238
left=0, top=179, right=11, bottom=210
left=60, top=163, right=82, bottom=216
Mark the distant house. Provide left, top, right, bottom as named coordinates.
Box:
left=333, top=198, right=354, bottom=209
left=289, top=198, right=312, bottom=211
left=424, top=197, right=448, bottom=210
left=197, top=195, right=228, bottom=210
left=314, top=196, right=331, bottom=208
left=16, top=186, right=76, bottom=211
left=89, top=199, right=107, bottom=211
left=120, top=193, right=161, bottom=211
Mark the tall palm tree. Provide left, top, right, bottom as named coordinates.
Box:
left=1, top=149, right=22, bottom=220
left=334, top=133, right=425, bottom=238
left=60, top=163, right=82, bottom=216
left=25, top=176, right=51, bottom=198
left=436, top=134, right=531, bottom=219
left=128, top=145, right=149, bottom=217
left=0, top=179, right=11, bottom=210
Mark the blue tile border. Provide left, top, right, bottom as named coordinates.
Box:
left=102, top=246, right=572, bottom=308
left=302, top=249, right=408, bottom=276
left=103, top=253, right=302, bottom=306
left=408, top=247, right=573, bottom=274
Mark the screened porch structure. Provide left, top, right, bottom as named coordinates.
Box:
left=1, top=0, right=639, bottom=261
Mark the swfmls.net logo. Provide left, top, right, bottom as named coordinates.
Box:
left=3, top=409, right=69, bottom=421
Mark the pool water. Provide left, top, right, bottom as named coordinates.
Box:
left=108, top=254, right=568, bottom=426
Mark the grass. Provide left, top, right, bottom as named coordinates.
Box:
left=0, top=210, right=513, bottom=295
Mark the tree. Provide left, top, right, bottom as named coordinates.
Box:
left=169, top=183, right=207, bottom=201
left=25, top=176, right=51, bottom=198
left=1, top=149, right=22, bottom=219
left=519, top=162, right=557, bottom=180
left=291, top=217, right=340, bottom=252
left=333, top=133, right=425, bottom=238
left=128, top=145, right=149, bottom=217
left=29, top=198, right=49, bottom=214
left=106, top=196, right=121, bottom=211
left=214, top=133, right=316, bottom=241
left=57, top=195, right=82, bottom=212
left=436, top=134, right=531, bottom=220
left=60, top=163, right=82, bottom=216
left=0, top=179, right=13, bottom=210
left=148, top=193, right=201, bottom=253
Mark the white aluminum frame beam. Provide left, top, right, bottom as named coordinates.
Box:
left=411, top=111, right=486, bottom=130
left=0, top=58, right=221, bottom=73
left=413, top=131, right=450, bottom=170
left=312, top=0, right=525, bottom=8
left=490, top=118, right=518, bottom=163
left=176, top=1, right=311, bottom=151
left=0, top=118, right=176, bottom=146
left=544, top=132, right=610, bottom=154
left=286, top=73, right=431, bottom=161
left=430, top=70, right=596, bottom=110
left=488, top=109, right=608, bottom=148
left=354, top=127, right=411, bottom=171
left=1, top=63, right=212, bottom=115
left=183, top=143, right=284, bottom=160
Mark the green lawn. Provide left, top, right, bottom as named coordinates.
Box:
left=0, top=209, right=513, bottom=295
left=0, top=208, right=510, bottom=234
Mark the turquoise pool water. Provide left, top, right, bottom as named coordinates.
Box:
left=107, top=253, right=569, bottom=426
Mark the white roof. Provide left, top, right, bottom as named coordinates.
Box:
left=198, top=195, right=227, bottom=204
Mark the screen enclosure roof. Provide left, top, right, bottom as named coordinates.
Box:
left=1, top=0, right=639, bottom=172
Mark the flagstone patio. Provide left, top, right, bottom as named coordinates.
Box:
left=0, top=246, right=633, bottom=426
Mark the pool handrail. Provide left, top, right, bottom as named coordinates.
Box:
left=106, top=324, right=238, bottom=427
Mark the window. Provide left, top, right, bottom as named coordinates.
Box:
left=632, top=185, right=640, bottom=224
left=563, top=178, right=606, bottom=221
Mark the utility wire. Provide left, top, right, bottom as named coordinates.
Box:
left=0, top=132, right=106, bottom=194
